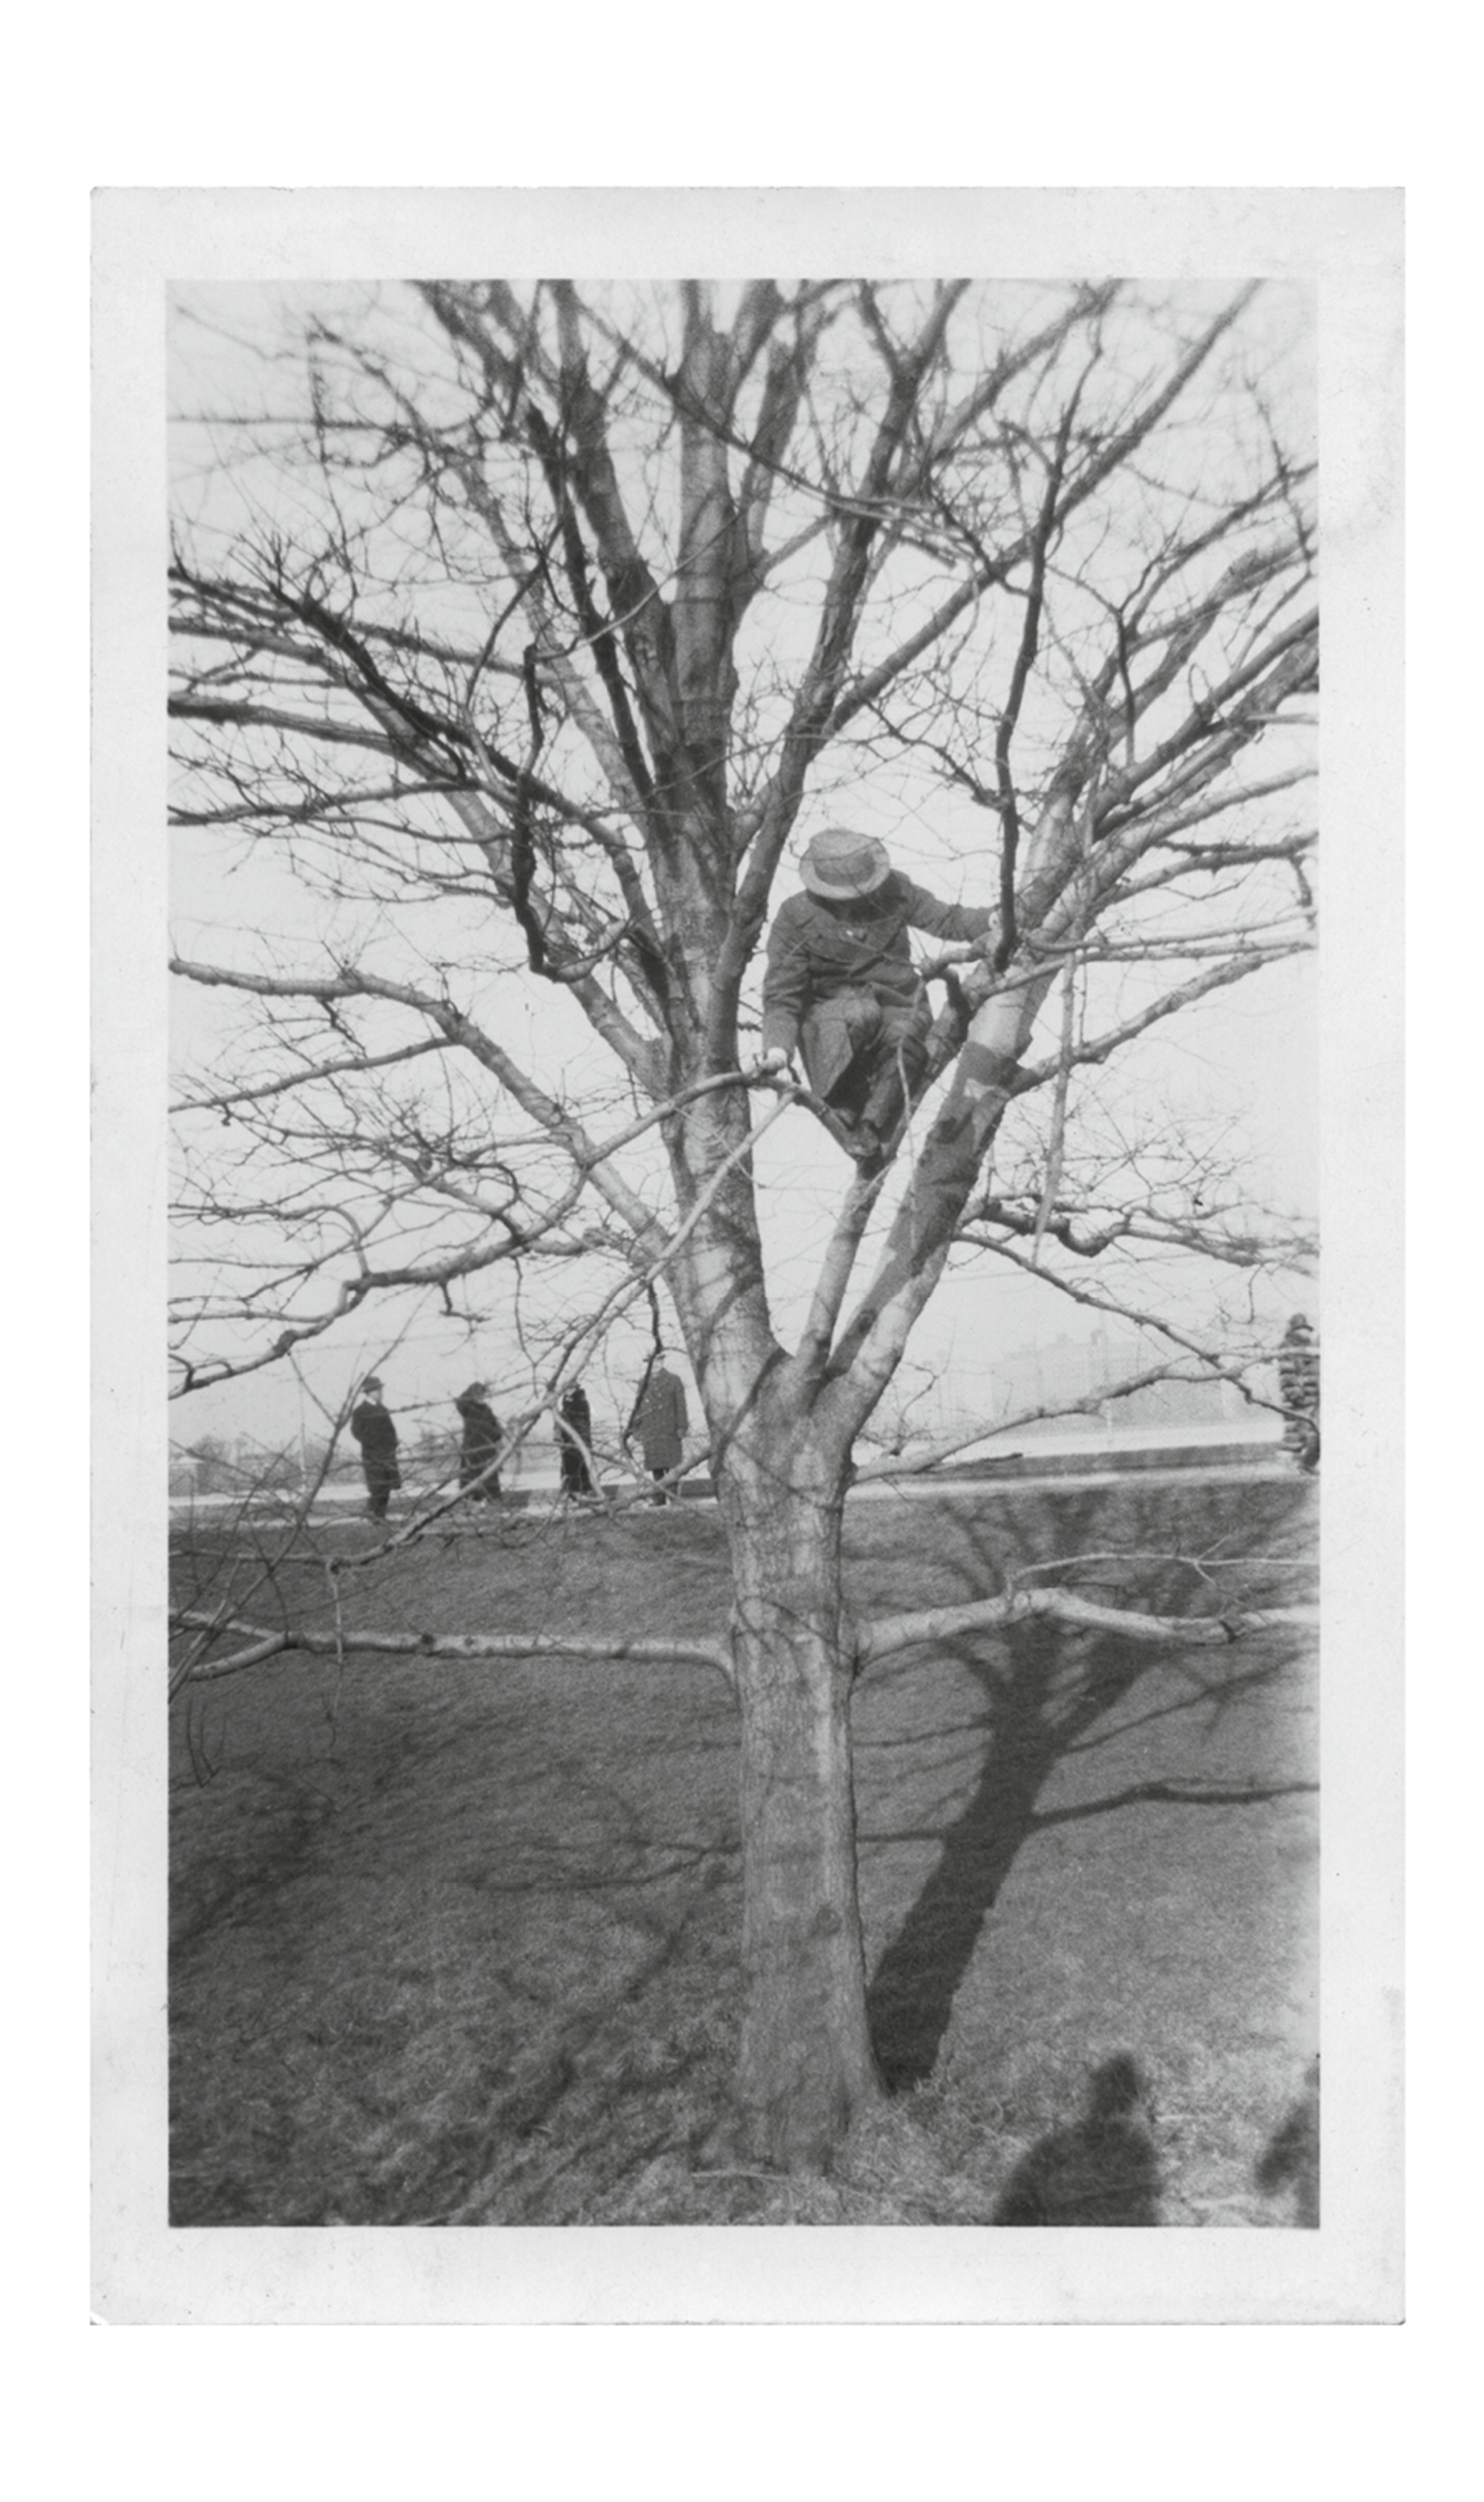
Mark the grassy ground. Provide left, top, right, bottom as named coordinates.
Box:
left=169, top=1476, right=1318, bottom=2227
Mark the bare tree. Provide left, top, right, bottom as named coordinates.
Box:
left=169, top=278, right=1316, bottom=2164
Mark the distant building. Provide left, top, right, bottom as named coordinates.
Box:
left=973, top=1326, right=1246, bottom=1436
left=1108, top=1375, right=1230, bottom=1427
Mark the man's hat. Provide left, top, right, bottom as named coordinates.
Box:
left=801, top=827, right=892, bottom=900
left=461, top=1382, right=487, bottom=1398
left=361, top=1375, right=384, bottom=1392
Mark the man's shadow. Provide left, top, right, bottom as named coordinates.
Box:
left=993, top=2051, right=1161, bottom=2226
left=1255, top=2057, right=1319, bottom=2225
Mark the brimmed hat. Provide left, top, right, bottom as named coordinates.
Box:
left=460, top=1382, right=487, bottom=1398
left=801, top=826, right=891, bottom=900
left=361, top=1375, right=384, bottom=1392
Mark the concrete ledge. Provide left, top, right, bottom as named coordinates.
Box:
left=933, top=1441, right=1294, bottom=1485
left=170, top=1435, right=1300, bottom=1521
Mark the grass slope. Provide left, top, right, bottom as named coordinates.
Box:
left=169, top=1478, right=1318, bottom=2227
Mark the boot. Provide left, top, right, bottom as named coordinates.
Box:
left=850, top=1122, right=887, bottom=1179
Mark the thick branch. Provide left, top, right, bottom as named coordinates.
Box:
left=861, top=1585, right=1315, bottom=1667
left=172, top=1609, right=733, bottom=1686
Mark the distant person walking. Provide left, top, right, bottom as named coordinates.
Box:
left=557, top=1383, right=595, bottom=1498
left=630, top=1354, right=689, bottom=1503
left=1278, top=1313, right=1320, bottom=1470
left=349, top=1376, right=401, bottom=1520
left=454, top=1382, right=504, bottom=1501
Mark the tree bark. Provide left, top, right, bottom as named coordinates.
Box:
left=718, top=1426, right=883, bottom=2168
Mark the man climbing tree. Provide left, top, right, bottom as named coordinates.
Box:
left=761, top=827, right=995, bottom=1171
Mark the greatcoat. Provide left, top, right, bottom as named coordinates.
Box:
left=631, top=1366, right=689, bottom=1472
left=761, top=874, right=994, bottom=1099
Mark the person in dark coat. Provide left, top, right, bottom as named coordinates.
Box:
left=454, top=1382, right=504, bottom=1500
left=1277, top=1313, right=1320, bottom=1470
left=556, top=1383, right=595, bottom=1498
left=629, top=1355, right=689, bottom=1503
left=761, top=826, right=994, bottom=1168
left=349, top=1376, right=401, bottom=1519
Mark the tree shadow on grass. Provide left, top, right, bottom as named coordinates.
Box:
left=993, top=2052, right=1161, bottom=2225
left=867, top=1611, right=1146, bottom=2088
left=864, top=1484, right=1315, bottom=2093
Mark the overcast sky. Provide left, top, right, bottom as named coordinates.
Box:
left=167, top=276, right=1318, bottom=1454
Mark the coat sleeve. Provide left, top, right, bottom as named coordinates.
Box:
left=761, top=900, right=813, bottom=1056
left=898, top=879, right=994, bottom=946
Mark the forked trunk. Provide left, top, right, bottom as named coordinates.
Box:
left=718, top=1452, right=883, bottom=2168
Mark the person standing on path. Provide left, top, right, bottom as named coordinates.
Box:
left=761, top=826, right=995, bottom=1171
left=454, top=1382, right=505, bottom=1500
left=557, top=1383, right=596, bottom=1498
left=349, top=1376, right=401, bottom=1519
left=1277, top=1314, right=1320, bottom=1470
left=629, top=1354, right=689, bottom=1502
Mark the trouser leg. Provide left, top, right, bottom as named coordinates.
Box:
left=856, top=1008, right=929, bottom=1144
left=802, top=993, right=928, bottom=1163
left=802, top=994, right=881, bottom=1113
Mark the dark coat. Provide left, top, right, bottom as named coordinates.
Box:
left=1278, top=1329, right=1319, bottom=1415
left=454, top=1395, right=504, bottom=1461
left=350, top=1401, right=401, bottom=1493
left=761, top=875, right=993, bottom=1061
left=557, top=1387, right=591, bottom=1444
left=558, top=1388, right=594, bottom=1493
left=455, top=1393, right=503, bottom=1495
left=631, top=1366, right=689, bottom=1471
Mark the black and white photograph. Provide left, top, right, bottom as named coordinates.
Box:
left=91, top=187, right=1403, bottom=2328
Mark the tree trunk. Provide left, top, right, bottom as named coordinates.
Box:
left=718, top=1444, right=884, bottom=2168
